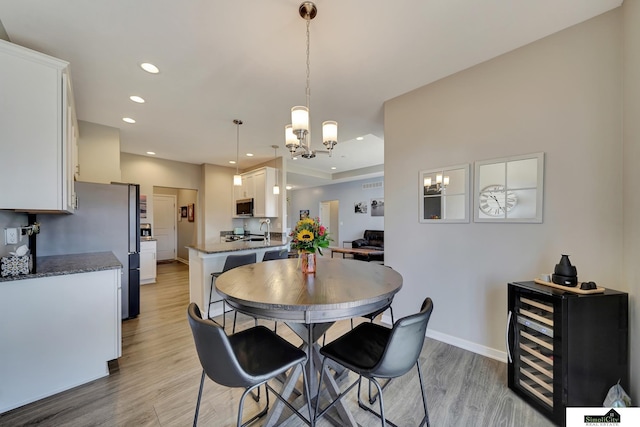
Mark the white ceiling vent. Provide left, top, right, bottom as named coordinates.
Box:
left=362, top=181, right=383, bottom=190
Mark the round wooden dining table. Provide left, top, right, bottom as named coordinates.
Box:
left=215, top=257, right=402, bottom=427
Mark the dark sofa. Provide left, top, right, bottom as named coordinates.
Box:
left=351, top=230, right=384, bottom=262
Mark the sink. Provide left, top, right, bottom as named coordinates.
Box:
left=246, top=237, right=264, bottom=242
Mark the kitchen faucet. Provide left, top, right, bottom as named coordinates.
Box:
left=259, top=218, right=271, bottom=243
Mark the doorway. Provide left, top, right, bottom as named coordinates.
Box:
left=319, top=200, right=339, bottom=249
left=153, top=194, right=177, bottom=261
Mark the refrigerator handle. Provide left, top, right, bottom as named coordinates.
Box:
left=506, top=310, right=513, bottom=364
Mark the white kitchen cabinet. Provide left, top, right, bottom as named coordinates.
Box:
left=0, top=267, right=121, bottom=413
left=0, top=39, right=78, bottom=212
left=140, top=240, right=157, bottom=284
left=233, top=167, right=278, bottom=217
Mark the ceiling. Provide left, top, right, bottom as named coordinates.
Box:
left=0, top=0, right=622, bottom=188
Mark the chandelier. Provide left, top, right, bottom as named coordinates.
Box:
left=424, top=174, right=449, bottom=193
left=285, top=2, right=337, bottom=159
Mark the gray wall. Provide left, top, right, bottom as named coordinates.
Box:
left=385, top=7, right=627, bottom=369
left=289, top=177, right=384, bottom=246
left=623, top=0, right=640, bottom=399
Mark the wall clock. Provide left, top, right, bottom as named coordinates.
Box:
left=474, top=152, right=544, bottom=223
left=478, top=185, right=517, bottom=217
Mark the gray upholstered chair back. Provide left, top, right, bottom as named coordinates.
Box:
left=222, top=253, right=256, bottom=272
left=187, top=303, right=252, bottom=388
left=373, top=298, right=433, bottom=378
left=262, top=249, right=288, bottom=261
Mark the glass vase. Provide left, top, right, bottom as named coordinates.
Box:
left=301, top=251, right=316, bottom=274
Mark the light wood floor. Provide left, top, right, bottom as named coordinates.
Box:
left=0, top=262, right=553, bottom=427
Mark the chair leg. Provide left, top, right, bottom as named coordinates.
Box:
left=357, top=377, right=400, bottom=427
left=237, top=383, right=269, bottom=427
left=416, top=362, right=430, bottom=427
left=232, top=311, right=237, bottom=333
left=314, top=361, right=361, bottom=424
left=265, top=362, right=313, bottom=426
left=368, top=376, right=392, bottom=404
left=193, top=370, right=206, bottom=427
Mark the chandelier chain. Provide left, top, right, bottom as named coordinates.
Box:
left=305, top=17, right=311, bottom=111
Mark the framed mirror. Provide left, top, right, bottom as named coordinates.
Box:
left=474, top=152, right=544, bottom=223
left=419, top=164, right=470, bottom=223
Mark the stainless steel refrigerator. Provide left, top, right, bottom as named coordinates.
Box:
left=37, top=181, right=141, bottom=319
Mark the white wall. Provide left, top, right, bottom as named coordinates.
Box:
left=201, top=163, right=236, bottom=245
left=623, top=0, right=640, bottom=399
left=0, top=211, right=28, bottom=257
left=289, top=177, right=385, bottom=246
left=77, top=121, right=121, bottom=184
left=120, top=153, right=201, bottom=238
left=385, top=9, right=625, bottom=362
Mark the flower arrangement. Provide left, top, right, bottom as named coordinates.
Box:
left=289, top=217, right=331, bottom=254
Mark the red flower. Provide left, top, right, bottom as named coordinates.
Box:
left=319, top=225, right=326, bottom=236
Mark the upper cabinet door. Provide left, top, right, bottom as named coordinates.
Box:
left=0, top=40, right=77, bottom=212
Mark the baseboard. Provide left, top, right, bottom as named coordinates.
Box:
left=425, top=329, right=507, bottom=363
left=176, top=257, right=189, bottom=265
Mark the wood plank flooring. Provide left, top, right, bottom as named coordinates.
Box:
left=0, top=262, right=553, bottom=427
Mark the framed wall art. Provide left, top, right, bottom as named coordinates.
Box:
left=188, top=203, right=195, bottom=222
left=474, top=152, right=544, bottom=223
left=419, top=164, right=470, bottom=223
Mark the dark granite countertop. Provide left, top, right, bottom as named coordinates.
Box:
left=188, top=239, right=289, bottom=255
left=0, top=252, right=122, bottom=282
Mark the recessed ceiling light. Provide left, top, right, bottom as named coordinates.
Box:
left=246, top=153, right=254, bottom=157
left=229, top=160, right=236, bottom=164
left=292, top=157, right=298, bottom=160
left=286, top=185, right=293, bottom=190
left=130, top=95, right=145, bottom=103
left=146, top=151, right=156, bottom=155
left=331, top=167, right=337, bottom=170
left=356, top=136, right=364, bottom=141
left=140, top=63, right=159, bottom=74
left=122, top=117, right=136, bottom=124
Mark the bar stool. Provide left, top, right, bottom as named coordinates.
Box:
left=209, top=253, right=256, bottom=331
left=314, top=297, right=434, bottom=427
left=259, top=249, right=289, bottom=333
left=188, top=303, right=312, bottom=427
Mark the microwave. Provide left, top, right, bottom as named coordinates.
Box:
left=235, top=198, right=254, bottom=216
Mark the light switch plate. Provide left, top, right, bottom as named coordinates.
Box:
left=5, top=228, right=19, bottom=245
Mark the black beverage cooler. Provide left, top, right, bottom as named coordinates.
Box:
left=507, top=281, right=628, bottom=426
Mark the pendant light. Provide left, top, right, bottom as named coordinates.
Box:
left=233, top=119, right=242, bottom=186
left=271, top=145, right=280, bottom=195
left=284, top=2, right=338, bottom=159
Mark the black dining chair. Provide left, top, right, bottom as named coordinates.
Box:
left=314, top=297, right=434, bottom=427
left=187, top=303, right=313, bottom=427
left=259, top=249, right=289, bottom=333
left=262, top=249, right=289, bottom=261
left=209, top=253, right=256, bottom=332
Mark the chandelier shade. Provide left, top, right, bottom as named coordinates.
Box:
left=291, top=106, right=309, bottom=135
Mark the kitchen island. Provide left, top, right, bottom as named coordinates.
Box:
left=0, top=252, right=122, bottom=414
left=188, top=240, right=289, bottom=319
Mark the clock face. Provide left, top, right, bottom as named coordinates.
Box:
left=479, top=185, right=518, bottom=217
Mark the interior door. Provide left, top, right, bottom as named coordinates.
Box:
left=153, top=194, right=177, bottom=261
left=320, top=200, right=339, bottom=250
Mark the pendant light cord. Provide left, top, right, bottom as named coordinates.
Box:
left=234, top=119, right=242, bottom=175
